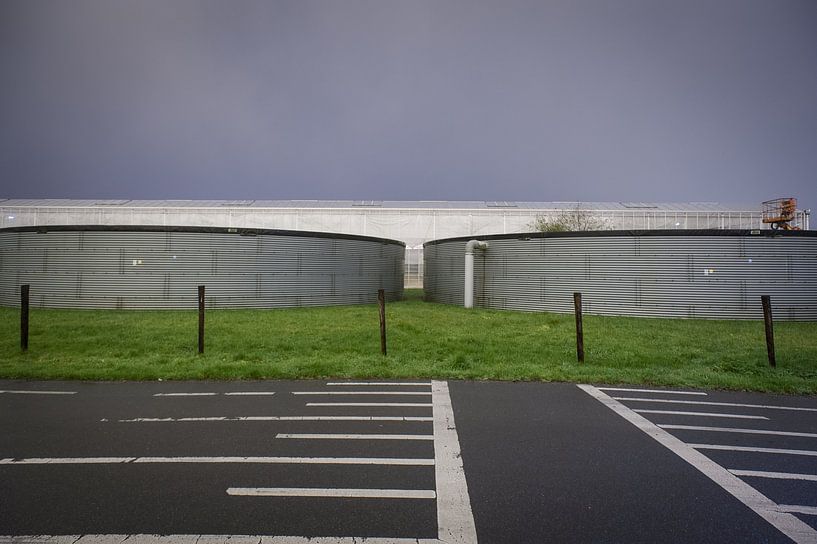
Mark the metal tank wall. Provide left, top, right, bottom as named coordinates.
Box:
left=424, top=230, right=817, bottom=320
left=5, top=199, right=810, bottom=290
left=0, top=226, right=404, bottom=309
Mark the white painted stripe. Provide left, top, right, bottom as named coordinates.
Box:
left=634, top=409, right=768, bottom=420
left=690, top=444, right=817, bottom=457
left=276, top=433, right=434, bottom=440
left=659, top=424, right=817, bottom=439
left=157, top=393, right=209, bottom=397
left=599, top=387, right=707, bottom=396
left=116, top=417, right=228, bottom=422
left=306, top=403, right=433, bottom=407
left=293, top=391, right=431, bottom=396
left=173, top=417, right=227, bottom=421
left=116, top=416, right=433, bottom=422
left=226, top=487, right=436, bottom=499
left=432, top=380, right=478, bottom=544
left=612, top=396, right=817, bottom=412
left=0, top=456, right=433, bottom=466
left=779, top=505, right=817, bottom=516
left=730, top=470, right=817, bottom=482
left=0, top=537, right=83, bottom=544
left=578, top=384, right=817, bottom=544
left=0, top=535, right=442, bottom=544
left=154, top=392, right=275, bottom=397
left=0, top=457, right=137, bottom=464
left=326, top=382, right=431, bottom=386
left=0, top=390, right=77, bottom=395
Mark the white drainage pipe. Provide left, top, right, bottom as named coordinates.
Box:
left=464, top=239, right=488, bottom=309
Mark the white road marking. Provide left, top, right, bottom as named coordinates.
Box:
left=0, top=535, right=442, bottom=544
left=306, top=403, right=433, bottom=407
left=634, top=409, right=768, bottom=420
left=326, top=382, right=431, bottom=386
left=779, top=505, right=817, bottom=516
left=599, top=387, right=707, bottom=396
left=154, top=393, right=217, bottom=397
left=432, top=380, right=478, bottom=544
left=659, top=424, right=817, bottom=439
left=730, top=470, right=817, bottom=482
left=116, top=416, right=432, bottom=423
left=578, top=384, right=817, bottom=544
left=612, top=396, right=817, bottom=413
left=0, top=390, right=77, bottom=395
left=275, top=433, right=434, bottom=441
left=293, top=391, right=431, bottom=396
left=115, top=416, right=433, bottom=423
left=226, top=488, right=436, bottom=499
left=154, top=392, right=275, bottom=397
left=121, top=417, right=230, bottom=422
left=6, top=382, right=472, bottom=543
left=0, top=457, right=137, bottom=464
left=0, top=456, right=433, bottom=466
left=690, top=444, right=817, bottom=457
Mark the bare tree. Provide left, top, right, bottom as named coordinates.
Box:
left=528, top=205, right=608, bottom=232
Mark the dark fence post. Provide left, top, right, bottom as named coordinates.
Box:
left=761, top=295, right=775, bottom=368
left=21, top=284, right=30, bottom=351
left=573, top=292, right=584, bottom=363
left=378, top=289, right=387, bottom=356
left=198, top=285, right=205, bottom=355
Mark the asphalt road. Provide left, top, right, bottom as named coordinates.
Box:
left=1, top=379, right=815, bottom=543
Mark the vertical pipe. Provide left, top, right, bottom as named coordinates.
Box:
left=21, top=284, right=30, bottom=351
left=378, top=289, right=387, bottom=356
left=464, top=240, right=488, bottom=309
left=464, top=253, right=475, bottom=309
left=761, top=295, right=775, bottom=368
left=574, top=292, right=584, bottom=363
left=198, top=285, right=205, bottom=355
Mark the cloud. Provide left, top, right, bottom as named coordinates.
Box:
left=1, top=0, right=815, bottom=207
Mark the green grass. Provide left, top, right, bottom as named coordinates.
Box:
left=1, top=289, right=816, bottom=393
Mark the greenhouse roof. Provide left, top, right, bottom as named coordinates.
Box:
left=0, top=199, right=762, bottom=212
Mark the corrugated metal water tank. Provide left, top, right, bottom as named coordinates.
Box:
left=424, top=230, right=817, bottom=320
left=0, top=226, right=404, bottom=309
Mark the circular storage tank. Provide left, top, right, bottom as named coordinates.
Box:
left=0, top=226, right=404, bottom=309
left=424, top=230, right=817, bottom=320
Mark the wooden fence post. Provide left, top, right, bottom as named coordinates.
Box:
left=574, top=292, right=584, bottom=363
left=21, top=284, right=30, bottom=351
left=761, top=295, right=775, bottom=368
left=198, top=285, right=205, bottom=355
left=378, top=289, right=387, bottom=356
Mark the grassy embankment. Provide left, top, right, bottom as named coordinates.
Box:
left=1, top=290, right=815, bottom=393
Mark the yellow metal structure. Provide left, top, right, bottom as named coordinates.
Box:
left=762, top=198, right=800, bottom=230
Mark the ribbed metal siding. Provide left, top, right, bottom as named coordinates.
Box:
left=424, top=233, right=817, bottom=320
left=0, top=228, right=404, bottom=309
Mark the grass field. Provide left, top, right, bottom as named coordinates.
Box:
left=1, top=290, right=815, bottom=393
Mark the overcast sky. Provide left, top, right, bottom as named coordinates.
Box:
left=1, top=0, right=815, bottom=209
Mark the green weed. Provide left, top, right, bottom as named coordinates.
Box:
left=0, top=289, right=815, bottom=393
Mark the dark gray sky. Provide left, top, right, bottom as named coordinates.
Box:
left=2, top=0, right=816, bottom=208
